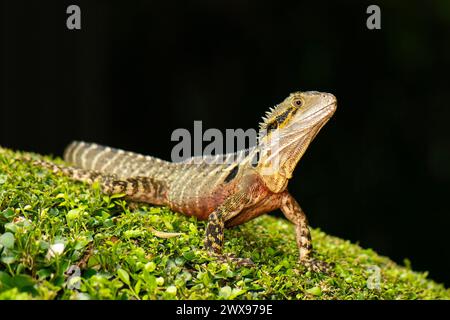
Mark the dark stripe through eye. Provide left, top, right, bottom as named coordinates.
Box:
left=266, top=109, right=294, bottom=134
left=275, top=109, right=292, bottom=124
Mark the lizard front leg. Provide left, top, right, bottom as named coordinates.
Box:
left=204, top=192, right=253, bottom=266
left=281, top=192, right=331, bottom=273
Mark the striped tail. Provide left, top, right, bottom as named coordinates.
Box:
left=63, top=141, right=173, bottom=179
left=32, top=159, right=167, bottom=205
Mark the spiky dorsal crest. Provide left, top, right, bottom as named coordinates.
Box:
left=258, top=105, right=279, bottom=132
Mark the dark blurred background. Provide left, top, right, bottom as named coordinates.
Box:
left=1, top=1, right=450, bottom=286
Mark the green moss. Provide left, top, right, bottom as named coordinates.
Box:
left=0, top=147, right=449, bottom=300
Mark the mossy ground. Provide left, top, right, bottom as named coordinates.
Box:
left=0, top=147, right=448, bottom=300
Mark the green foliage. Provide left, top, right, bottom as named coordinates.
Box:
left=0, top=147, right=449, bottom=300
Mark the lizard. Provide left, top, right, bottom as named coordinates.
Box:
left=31, top=91, right=337, bottom=271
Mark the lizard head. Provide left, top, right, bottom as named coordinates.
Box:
left=254, top=91, right=337, bottom=192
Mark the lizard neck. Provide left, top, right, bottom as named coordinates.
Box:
left=242, top=147, right=289, bottom=194
left=259, top=173, right=289, bottom=193
left=253, top=121, right=326, bottom=193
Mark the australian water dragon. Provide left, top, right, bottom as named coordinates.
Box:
left=32, top=91, right=337, bottom=271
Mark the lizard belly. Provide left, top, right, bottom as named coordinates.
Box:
left=167, top=179, right=238, bottom=221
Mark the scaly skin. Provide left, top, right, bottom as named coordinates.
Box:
left=32, top=91, right=337, bottom=271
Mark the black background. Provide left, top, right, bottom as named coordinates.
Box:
left=2, top=1, right=450, bottom=287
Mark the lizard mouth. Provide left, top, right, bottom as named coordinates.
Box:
left=276, top=101, right=336, bottom=141
left=295, top=102, right=337, bottom=126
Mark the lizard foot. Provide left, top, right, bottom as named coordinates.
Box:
left=299, top=258, right=333, bottom=274
left=212, top=253, right=255, bottom=267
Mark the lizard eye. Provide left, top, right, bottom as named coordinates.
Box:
left=293, top=99, right=303, bottom=107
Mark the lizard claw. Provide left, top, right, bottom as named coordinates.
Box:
left=299, top=258, right=333, bottom=274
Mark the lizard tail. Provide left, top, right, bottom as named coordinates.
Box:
left=63, top=141, right=121, bottom=172
left=63, top=141, right=172, bottom=179
left=32, top=158, right=105, bottom=185
left=32, top=158, right=168, bottom=204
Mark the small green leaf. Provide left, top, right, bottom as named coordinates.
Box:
left=123, top=229, right=143, bottom=238
left=0, top=232, right=15, bottom=249
left=117, top=268, right=130, bottom=285
left=2, top=208, right=14, bottom=220
left=144, top=262, right=156, bottom=272
left=13, top=274, right=35, bottom=289
left=229, top=288, right=246, bottom=299
left=66, top=208, right=82, bottom=221
left=156, top=277, right=164, bottom=286
left=166, top=285, right=177, bottom=295
left=143, top=271, right=156, bottom=290
left=110, top=193, right=125, bottom=199
left=134, top=279, right=142, bottom=295
left=182, top=251, right=196, bottom=261
left=4, top=223, right=17, bottom=233
left=219, top=286, right=232, bottom=299
left=1, top=256, right=15, bottom=264
left=306, top=286, right=322, bottom=296
left=274, top=264, right=283, bottom=272
left=36, top=268, right=52, bottom=280
left=0, top=174, right=7, bottom=184
left=0, top=271, right=14, bottom=288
